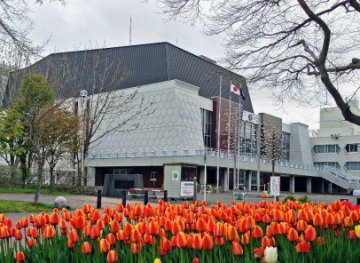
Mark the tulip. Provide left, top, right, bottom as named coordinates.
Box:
left=192, top=257, right=199, bottom=263
left=261, top=236, right=275, bottom=248
left=296, top=241, right=311, bottom=253
left=27, top=237, right=35, bottom=248
left=304, top=226, right=316, bottom=242
left=316, top=237, right=326, bottom=245
left=252, top=225, right=263, bottom=239
left=154, top=258, right=161, bottom=263
left=202, top=233, right=213, bottom=250
left=44, top=225, right=56, bottom=239
left=355, top=225, right=360, bottom=238
left=232, top=241, right=243, bottom=256
left=106, top=233, right=116, bottom=245
left=313, top=214, right=323, bottom=226
left=131, top=243, right=141, bottom=254
left=176, top=231, right=188, bottom=248
left=15, top=251, right=25, bottom=262
left=14, top=229, right=23, bottom=240
left=107, top=250, right=118, bottom=263
left=254, top=247, right=265, bottom=259
left=264, top=247, right=278, bottom=263
left=287, top=228, right=298, bottom=242
left=68, top=229, right=79, bottom=243
left=99, top=239, right=110, bottom=253
left=348, top=230, right=357, bottom=240
left=82, top=241, right=92, bottom=254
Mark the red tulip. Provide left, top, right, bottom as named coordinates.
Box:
left=99, top=239, right=110, bottom=253
left=202, top=233, right=213, bottom=250
left=296, top=241, right=311, bottom=253
left=44, top=225, right=56, bottom=239
left=304, top=226, right=316, bottom=242
left=232, top=241, right=243, bottom=256
left=15, top=251, right=25, bottom=262
left=287, top=228, right=298, bottom=242
left=27, top=237, right=35, bottom=248
left=107, top=250, right=118, bottom=263
left=82, top=241, right=92, bottom=254
left=252, top=225, right=263, bottom=239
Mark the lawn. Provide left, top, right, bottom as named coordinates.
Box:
left=0, top=187, right=71, bottom=196
left=0, top=200, right=54, bottom=213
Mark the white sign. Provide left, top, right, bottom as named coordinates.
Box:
left=180, top=181, right=194, bottom=197
left=171, top=170, right=180, bottom=181
left=353, top=190, right=360, bottom=196
left=242, top=111, right=259, bottom=124
left=270, top=176, right=280, bottom=196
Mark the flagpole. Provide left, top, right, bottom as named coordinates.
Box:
left=237, top=86, right=242, bottom=192
left=227, top=83, right=232, bottom=192
left=216, top=76, right=222, bottom=195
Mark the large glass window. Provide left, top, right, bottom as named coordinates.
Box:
left=313, top=144, right=339, bottom=153
left=201, top=109, right=212, bottom=148
left=282, top=132, right=290, bottom=160
left=239, top=121, right=258, bottom=155
left=345, top=162, right=360, bottom=170
left=314, top=162, right=340, bottom=168
left=345, top=144, right=360, bottom=153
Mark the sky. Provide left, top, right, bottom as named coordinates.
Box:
left=26, top=0, right=329, bottom=129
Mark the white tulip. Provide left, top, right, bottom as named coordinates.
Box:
left=264, top=246, right=278, bottom=263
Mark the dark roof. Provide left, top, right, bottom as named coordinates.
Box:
left=5, top=42, right=253, bottom=112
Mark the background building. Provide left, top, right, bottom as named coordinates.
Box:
left=5, top=42, right=360, bottom=196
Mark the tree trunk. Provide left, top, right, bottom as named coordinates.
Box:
left=49, top=162, right=56, bottom=189
left=19, top=155, right=27, bottom=188
left=9, top=154, right=16, bottom=183
left=34, top=159, right=44, bottom=203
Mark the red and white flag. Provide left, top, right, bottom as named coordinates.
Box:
left=230, top=84, right=240, bottom=95
left=230, top=83, right=246, bottom=100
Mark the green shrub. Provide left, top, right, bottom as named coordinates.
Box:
left=282, top=194, right=296, bottom=203
left=297, top=194, right=309, bottom=203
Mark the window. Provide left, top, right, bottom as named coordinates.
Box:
left=201, top=109, right=212, bottom=148
left=282, top=132, right=290, bottom=160
left=314, top=162, right=340, bottom=168
left=345, top=162, right=360, bottom=170
left=240, top=121, right=258, bottom=155
left=313, top=144, right=339, bottom=153
left=345, top=144, right=360, bottom=153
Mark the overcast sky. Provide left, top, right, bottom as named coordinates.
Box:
left=27, top=0, right=330, bottom=129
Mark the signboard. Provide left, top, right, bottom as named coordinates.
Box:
left=180, top=181, right=194, bottom=197
left=242, top=111, right=259, bottom=124
left=270, top=176, right=280, bottom=196
left=353, top=190, right=360, bottom=196
left=171, top=170, right=180, bottom=181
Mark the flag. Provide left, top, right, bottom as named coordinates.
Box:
left=230, top=84, right=246, bottom=100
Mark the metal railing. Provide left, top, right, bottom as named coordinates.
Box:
left=87, top=148, right=359, bottom=189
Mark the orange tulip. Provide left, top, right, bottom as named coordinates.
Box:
left=245, top=216, right=255, bottom=230
left=68, top=229, right=79, bottom=243
left=252, top=225, right=263, bottom=239
left=232, top=241, right=243, bottom=256
left=313, top=214, right=323, bottom=226
left=131, top=228, right=142, bottom=243
left=107, top=250, right=118, bottom=263
left=106, top=233, right=116, bottom=245
left=44, top=225, right=56, bottom=239
left=304, top=226, right=316, bottom=242
left=192, top=257, right=199, bottom=263
left=296, top=241, right=311, bottom=253
left=192, top=233, right=202, bottom=250
left=348, top=230, right=357, bottom=240
left=176, top=231, right=188, bottom=248
left=49, top=212, right=60, bottom=225
left=110, top=220, right=120, bottom=233
left=287, top=228, right=299, bottom=242
left=261, top=236, right=275, bottom=248
left=15, top=251, right=25, bottom=262
left=316, top=237, right=326, bottom=245
left=131, top=243, right=141, bottom=254
left=296, top=220, right=307, bottom=232
left=99, top=239, right=110, bottom=253
left=226, top=225, right=238, bottom=241
left=70, top=216, right=85, bottom=230
left=82, top=241, right=92, bottom=254
left=202, top=233, right=213, bottom=250
left=14, top=229, right=23, bottom=240
left=254, top=247, right=265, bottom=259
left=27, top=238, right=35, bottom=248
left=344, top=216, right=354, bottom=227
left=241, top=231, right=250, bottom=245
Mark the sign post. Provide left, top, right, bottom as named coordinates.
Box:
left=180, top=181, right=195, bottom=198
left=270, top=176, right=280, bottom=201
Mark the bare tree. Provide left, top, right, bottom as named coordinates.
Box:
left=0, top=0, right=64, bottom=54
left=155, top=0, right=360, bottom=124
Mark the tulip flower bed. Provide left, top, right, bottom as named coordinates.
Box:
left=1, top=199, right=360, bottom=263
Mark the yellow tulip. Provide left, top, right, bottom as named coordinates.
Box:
left=154, top=258, right=162, bottom=263
left=355, top=225, right=360, bottom=238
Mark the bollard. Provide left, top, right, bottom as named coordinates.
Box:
left=97, top=189, right=102, bottom=209
left=144, top=190, right=148, bottom=205
left=357, top=198, right=360, bottom=205
left=164, top=190, right=168, bottom=202
left=122, top=190, right=127, bottom=207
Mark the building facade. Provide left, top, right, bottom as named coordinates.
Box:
left=311, top=100, right=360, bottom=184
left=6, top=42, right=360, bottom=196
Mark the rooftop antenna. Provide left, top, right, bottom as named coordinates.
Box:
left=129, top=16, right=132, bottom=45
